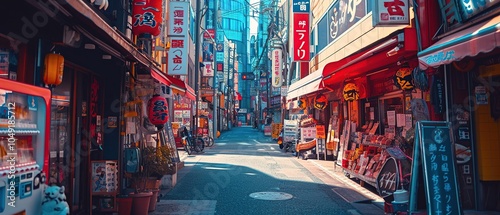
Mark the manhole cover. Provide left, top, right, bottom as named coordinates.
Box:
left=249, top=192, right=293, bottom=200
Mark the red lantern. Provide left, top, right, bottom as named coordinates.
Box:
left=132, top=0, right=162, bottom=36
left=147, top=94, right=169, bottom=129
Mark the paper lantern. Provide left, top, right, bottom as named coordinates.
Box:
left=147, top=94, right=169, bottom=129
left=314, top=94, right=328, bottom=110
left=132, top=0, right=162, bottom=36
left=394, top=67, right=414, bottom=90
left=43, top=53, right=64, bottom=86
left=343, top=83, right=359, bottom=101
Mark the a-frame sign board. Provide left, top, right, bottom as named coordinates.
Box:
left=409, top=121, right=463, bottom=215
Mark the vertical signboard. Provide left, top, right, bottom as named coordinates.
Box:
left=202, top=62, right=214, bottom=77
left=168, top=1, right=189, bottom=75
left=373, top=0, right=410, bottom=26
left=409, top=121, right=462, bottom=215
left=271, top=48, right=282, bottom=87
left=292, top=0, right=310, bottom=62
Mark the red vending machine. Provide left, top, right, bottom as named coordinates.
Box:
left=0, top=78, right=51, bottom=215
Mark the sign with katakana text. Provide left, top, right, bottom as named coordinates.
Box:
left=373, top=0, right=410, bottom=26
left=202, top=62, right=214, bottom=77
left=293, top=13, right=310, bottom=62
left=409, top=121, right=462, bottom=215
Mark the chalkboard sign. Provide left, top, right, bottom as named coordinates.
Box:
left=409, top=121, right=462, bottom=215
left=376, top=157, right=399, bottom=198
left=164, top=123, right=180, bottom=163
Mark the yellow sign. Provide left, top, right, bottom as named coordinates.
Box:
left=316, top=125, right=326, bottom=139
left=343, top=83, right=359, bottom=101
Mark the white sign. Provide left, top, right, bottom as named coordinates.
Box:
left=168, top=1, right=189, bottom=37
left=281, top=86, right=288, bottom=96
left=168, top=38, right=188, bottom=75
left=202, top=62, right=214, bottom=77
left=167, top=1, right=189, bottom=75
left=373, top=0, right=410, bottom=26
left=271, top=48, right=282, bottom=88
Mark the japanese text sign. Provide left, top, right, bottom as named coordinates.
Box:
left=373, top=0, right=410, bottom=26
left=168, top=1, right=189, bottom=37
left=271, top=48, right=282, bottom=87
left=293, top=0, right=310, bottom=13
left=202, top=62, right=214, bottom=77
left=409, top=121, right=462, bottom=215
left=293, top=13, right=310, bottom=62
left=301, top=127, right=316, bottom=139
left=168, top=38, right=188, bottom=75
left=316, top=125, right=325, bottom=139
left=132, top=0, right=162, bottom=36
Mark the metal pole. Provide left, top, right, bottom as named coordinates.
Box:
left=226, top=46, right=231, bottom=130
left=194, top=0, right=202, bottom=135
left=212, top=0, right=218, bottom=138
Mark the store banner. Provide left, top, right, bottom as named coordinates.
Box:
left=373, top=0, right=410, bottom=26
left=167, top=1, right=189, bottom=75
left=293, top=0, right=309, bottom=12
left=271, top=48, right=283, bottom=87
left=293, top=13, right=310, bottom=62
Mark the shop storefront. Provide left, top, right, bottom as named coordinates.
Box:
left=418, top=14, right=500, bottom=211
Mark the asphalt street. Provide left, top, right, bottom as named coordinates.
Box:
left=153, top=126, right=384, bottom=215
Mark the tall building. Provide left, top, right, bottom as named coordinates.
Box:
left=218, top=0, right=251, bottom=113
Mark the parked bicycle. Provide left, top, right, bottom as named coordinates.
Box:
left=202, top=135, right=214, bottom=147
left=180, top=126, right=204, bottom=155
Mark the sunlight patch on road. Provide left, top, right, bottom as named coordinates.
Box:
left=237, top=142, right=251, bottom=145
left=202, top=166, right=231, bottom=170
left=244, top=172, right=257, bottom=176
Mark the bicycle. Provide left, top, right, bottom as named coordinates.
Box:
left=180, top=126, right=205, bottom=155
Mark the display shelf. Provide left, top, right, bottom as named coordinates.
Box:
left=0, top=162, right=39, bottom=174
left=344, top=168, right=377, bottom=187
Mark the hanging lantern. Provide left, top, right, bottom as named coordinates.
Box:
left=132, top=0, right=162, bottom=36
left=394, top=67, right=414, bottom=90
left=43, top=53, right=64, bottom=86
left=314, top=94, right=328, bottom=110
left=147, top=94, right=169, bottom=129
left=343, top=83, right=359, bottom=101
left=298, top=98, right=307, bottom=110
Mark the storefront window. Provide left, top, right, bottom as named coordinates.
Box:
left=0, top=35, right=20, bottom=80
left=379, top=96, right=403, bottom=137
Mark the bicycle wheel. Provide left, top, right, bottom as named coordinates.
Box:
left=204, top=136, right=214, bottom=147
left=194, top=137, right=205, bottom=152
left=184, top=141, right=192, bottom=155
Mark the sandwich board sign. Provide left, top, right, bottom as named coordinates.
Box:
left=409, top=121, right=462, bottom=215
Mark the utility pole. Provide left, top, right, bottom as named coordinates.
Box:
left=193, top=0, right=202, bottom=135
left=212, top=0, right=218, bottom=138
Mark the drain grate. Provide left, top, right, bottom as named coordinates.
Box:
left=249, top=192, right=293, bottom=200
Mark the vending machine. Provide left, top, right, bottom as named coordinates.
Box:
left=0, top=78, right=51, bottom=215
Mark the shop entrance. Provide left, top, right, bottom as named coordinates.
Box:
left=49, top=65, right=102, bottom=214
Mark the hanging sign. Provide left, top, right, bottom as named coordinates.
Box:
left=313, top=94, right=327, bottom=110
left=167, top=1, right=189, bottom=75
left=271, top=48, right=283, bottom=87
left=298, top=97, right=307, bottom=109
left=293, top=13, right=310, bottom=62
left=394, top=67, right=414, bottom=90
left=373, top=0, right=410, bottom=26
left=132, top=0, right=162, bottom=36
left=343, top=83, right=359, bottom=101
left=409, top=121, right=463, bottom=215
left=202, top=62, right=214, bottom=77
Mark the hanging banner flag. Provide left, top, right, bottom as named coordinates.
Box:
left=271, top=48, right=282, bottom=87
left=168, top=1, right=189, bottom=75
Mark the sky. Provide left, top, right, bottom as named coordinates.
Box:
left=249, top=0, right=259, bottom=37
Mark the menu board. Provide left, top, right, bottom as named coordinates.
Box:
left=409, top=121, right=462, bottom=215
left=91, top=160, right=118, bottom=194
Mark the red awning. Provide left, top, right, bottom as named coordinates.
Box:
left=235, top=92, right=242, bottom=101
left=150, top=69, right=171, bottom=86
left=418, top=15, right=500, bottom=70
left=287, top=69, right=323, bottom=101
left=322, top=28, right=418, bottom=87
left=166, top=75, right=196, bottom=101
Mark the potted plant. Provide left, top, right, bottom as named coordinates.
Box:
left=135, top=144, right=175, bottom=212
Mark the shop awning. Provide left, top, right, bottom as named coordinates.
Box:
left=150, top=69, right=171, bottom=86
left=166, top=75, right=196, bottom=101
left=287, top=69, right=324, bottom=101
left=58, top=0, right=163, bottom=75
left=322, top=28, right=418, bottom=87
left=235, top=92, right=242, bottom=101
left=418, top=15, right=500, bottom=70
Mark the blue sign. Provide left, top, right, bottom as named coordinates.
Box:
left=293, top=0, right=310, bottom=13
left=423, top=50, right=456, bottom=67
left=458, top=0, right=500, bottom=20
